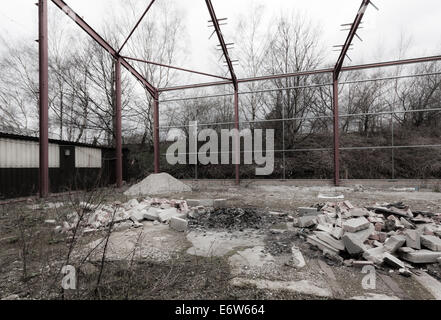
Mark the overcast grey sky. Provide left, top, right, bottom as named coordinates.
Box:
left=1, top=0, right=440, bottom=81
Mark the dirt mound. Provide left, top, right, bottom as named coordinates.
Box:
left=189, top=208, right=284, bottom=231
left=124, top=173, right=192, bottom=196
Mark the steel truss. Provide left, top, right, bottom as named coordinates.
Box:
left=37, top=0, right=441, bottom=197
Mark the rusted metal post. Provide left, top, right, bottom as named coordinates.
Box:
left=333, top=74, right=340, bottom=186
left=234, top=89, right=240, bottom=185
left=153, top=92, right=160, bottom=174
left=115, top=58, right=123, bottom=188
left=39, top=0, right=49, bottom=198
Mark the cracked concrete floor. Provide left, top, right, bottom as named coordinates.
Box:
left=83, top=182, right=441, bottom=300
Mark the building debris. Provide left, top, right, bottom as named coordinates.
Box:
left=170, top=216, right=188, bottom=232
left=298, top=201, right=441, bottom=272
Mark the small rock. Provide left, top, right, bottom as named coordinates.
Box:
left=399, top=268, right=412, bottom=277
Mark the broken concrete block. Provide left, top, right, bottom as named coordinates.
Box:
left=316, top=215, right=329, bottom=225
left=129, top=209, right=145, bottom=222
left=421, top=235, right=441, bottom=252
left=158, top=208, right=180, bottom=223
left=368, top=216, right=384, bottom=224
left=401, top=250, right=441, bottom=264
left=383, top=253, right=406, bottom=269
left=45, top=220, right=56, bottom=225
left=298, top=207, right=320, bottom=216
left=213, top=199, right=227, bottom=208
left=349, top=208, right=369, bottom=217
left=297, top=215, right=317, bottom=228
left=307, top=235, right=339, bottom=255
left=315, top=231, right=345, bottom=251
left=353, top=224, right=376, bottom=243
left=144, top=207, right=159, bottom=221
left=343, top=201, right=355, bottom=209
left=186, top=199, right=200, bottom=207
left=384, top=235, right=406, bottom=253
left=343, top=217, right=370, bottom=233
left=169, top=216, right=188, bottom=232
left=325, top=211, right=337, bottom=220
left=331, top=227, right=344, bottom=240
left=373, top=241, right=383, bottom=247
left=404, top=230, right=421, bottom=250
left=398, top=247, right=415, bottom=254
left=363, top=246, right=386, bottom=264
left=400, top=217, right=414, bottom=229
left=343, top=233, right=366, bottom=255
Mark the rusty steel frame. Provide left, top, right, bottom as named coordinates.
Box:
left=39, top=0, right=49, bottom=198
left=36, top=0, right=441, bottom=197
left=118, top=0, right=156, bottom=55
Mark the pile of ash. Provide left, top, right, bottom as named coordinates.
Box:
left=189, top=207, right=285, bottom=231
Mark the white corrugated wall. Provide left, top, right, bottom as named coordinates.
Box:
left=75, top=146, right=102, bottom=168
left=0, top=138, right=59, bottom=168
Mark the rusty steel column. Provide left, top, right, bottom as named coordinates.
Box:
left=234, top=89, right=240, bottom=185
left=333, top=74, right=340, bottom=186
left=39, top=0, right=49, bottom=198
left=115, top=58, right=123, bottom=188
left=153, top=92, right=160, bottom=174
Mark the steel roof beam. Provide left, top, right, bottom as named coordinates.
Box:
left=122, top=56, right=232, bottom=81
left=205, top=0, right=238, bottom=90
left=118, top=0, right=156, bottom=54
left=334, top=0, right=371, bottom=79
left=51, top=0, right=157, bottom=97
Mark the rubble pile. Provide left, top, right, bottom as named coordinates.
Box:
left=59, top=198, right=190, bottom=234
left=124, top=173, right=192, bottom=196
left=295, top=201, right=441, bottom=272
